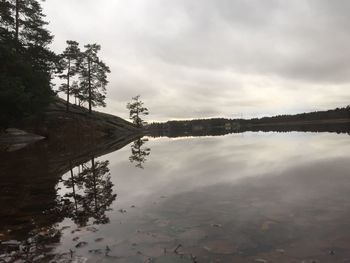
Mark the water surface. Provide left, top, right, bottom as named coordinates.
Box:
left=1, top=132, right=350, bottom=262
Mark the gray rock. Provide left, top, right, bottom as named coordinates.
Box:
left=1, top=240, right=20, bottom=246
left=75, top=241, right=88, bottom=248
left=33, top=254, right=45, bottom=261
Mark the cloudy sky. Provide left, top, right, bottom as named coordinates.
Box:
left=42, top=0, right=350, bottom=121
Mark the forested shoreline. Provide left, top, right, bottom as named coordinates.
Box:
left=0, top=0, right=111, bottom=128
left=149, top=106, right=350, bottom=136
left=1, top=0, right=349, bottom=133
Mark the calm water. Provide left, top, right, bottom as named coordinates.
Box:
left=1, top=131, right=350, bottom=262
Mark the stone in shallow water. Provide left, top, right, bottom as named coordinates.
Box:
left=86, top=226, right=98, bottom=232
left=154, top=255, right=193, bottom=263
left=276, top=248, right=285, bottom=254
left=33, top=254, right=45, bottom=261
left=203, top=240, right=237, bottom=254
left=178, top=229, right=207, bottom=241
left=3, top=257, right=13, bottom=263
left=1, top=240, right=20, bottom=246
left=88, top=249, right=103, bottom=254
left=50, top=255, right=87, bottom=263
left=75, top=241, right=88, bottom=248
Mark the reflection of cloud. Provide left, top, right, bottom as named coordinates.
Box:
left=110, top=133, right=350, bottom=206
left=43, top=1, right=350, bottom=120
left=152, top=156, right=350, bottom=258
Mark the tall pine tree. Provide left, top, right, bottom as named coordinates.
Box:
left=79, top=44, right=110, bottom=114
left=59, top=40, right=81, bottom=111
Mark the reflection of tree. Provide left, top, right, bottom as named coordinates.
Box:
left=81, top=158, right=116, bottom=224
left=129, top=138, right=151, bottom=169
left=60, top=158, right=117, bottom=226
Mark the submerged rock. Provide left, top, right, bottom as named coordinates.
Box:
left=88, top=249, right=103, bottom=254
left=75, top=241, right=88, bottom=248
left=0, top=128, right=45, bottom=152
left=154, top=255, right=193, bottom=263
left=1, top=240, right=21, bottom=246
left=33, top=254, right=45, bottom=261
left=0, top=128, right=45, bottom=143
left=203, top=240, right=237, bottom=255
left=86, top=226, right=98, bottom=232
left=50, top=255, right=88, bottom=263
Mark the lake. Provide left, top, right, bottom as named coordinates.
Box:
left=1, top=131, right=350, bottom=262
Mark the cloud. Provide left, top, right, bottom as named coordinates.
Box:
left=42, top=0, right=350, bottom=121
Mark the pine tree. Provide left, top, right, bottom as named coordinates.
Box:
left=126, top=95, right=149, bottom=127
left=0, top=1, right=14, bottom=32
left=0, top=0, right=57, bottom=125
left=20, top=0, right=57, bottom=74
left=79, top=44, right=110, bottom=113
left=1, top=0, right=54, bottom=52
left=59, top=40, right=81, bottom=111
left=70, top=80, right=82, bottom=106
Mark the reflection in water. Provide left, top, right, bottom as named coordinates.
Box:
left=0, top=156, right=117, bottom=262
left=60, top=158, right=116, bottom=226
left=2, top=130, right=350, bottom=262
left=0, top=134, right=135, bottom=262
left=148, top=120, right=350, bottom=138
left=129, top=137, right=151, bottom=169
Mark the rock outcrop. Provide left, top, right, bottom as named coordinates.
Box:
left=17, top=97, right=140, bottom=141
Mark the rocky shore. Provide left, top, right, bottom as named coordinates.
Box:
left=0, top=97, right=141, bottom=151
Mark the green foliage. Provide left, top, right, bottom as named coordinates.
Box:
left=79, top=44, right=110, bottom=113
left=0, top=0, right=111, bottom=125
left=0, top=37, right=54, bottom=125
left=70, top=80, right=84, bottom=106
left=58, top=40, right=81, bottom=110
left=126, top=95, right=149, bottom=127
left=0, top=0, right=13, bottom=27
left=0, top=0, right=57, bottom=126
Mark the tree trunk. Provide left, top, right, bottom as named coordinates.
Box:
left=88, top=58, right=92, bottom=114
left=137, top=108, right=140, bottom=127
left=15, top=0, right=19, bottom=51
left=136, top=98, right=140, bottom=127
left=91, top=158, right=98, bottom=211
left=70, top=165, right=78, bottom=212
left=66, top=58, right=71, bottom=112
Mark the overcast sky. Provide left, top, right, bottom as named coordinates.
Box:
left=42, top=0, right=350, bottom=121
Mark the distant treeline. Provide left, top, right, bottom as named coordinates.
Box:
left=148, top=106, right=350, bottom=137
left=148, top=118, right=238, bottom=137
left=241, top=106, right=350, bottom=126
